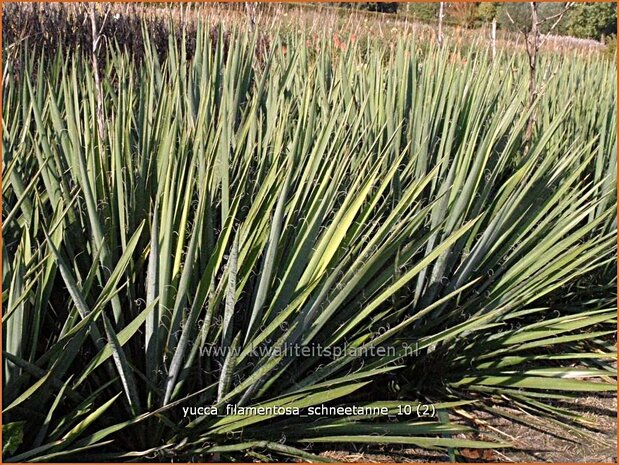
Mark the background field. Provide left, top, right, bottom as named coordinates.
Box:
left=2, top=2, right=617, bottom=462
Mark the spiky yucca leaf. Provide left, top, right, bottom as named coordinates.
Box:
left=2, top=19, right=616, bottom=462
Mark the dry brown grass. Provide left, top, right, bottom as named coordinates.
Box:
left=2, top=1, right=607, bottom=64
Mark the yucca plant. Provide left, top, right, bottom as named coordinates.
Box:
left=2, top=16, right=616, bottom=462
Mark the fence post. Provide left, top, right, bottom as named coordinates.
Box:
left=491, top=17, right=497, bottom=61
left=438, top=2, right=445, bottom=46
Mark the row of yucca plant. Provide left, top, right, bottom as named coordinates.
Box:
left=2, top=21, right=616, bottom=462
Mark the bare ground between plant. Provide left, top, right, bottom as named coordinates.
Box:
left=309, top=395, right=616, bottom=463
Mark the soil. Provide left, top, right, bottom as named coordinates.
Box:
left=314, top=395, right=616, bottom=463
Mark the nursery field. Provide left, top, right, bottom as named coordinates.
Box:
left=2, top=3, right=617, bottom=462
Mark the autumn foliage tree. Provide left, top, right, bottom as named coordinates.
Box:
left=447, top=2, right=480, bottom=28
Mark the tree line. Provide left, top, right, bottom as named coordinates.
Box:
left=337, top=2, right=616, bottom=42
